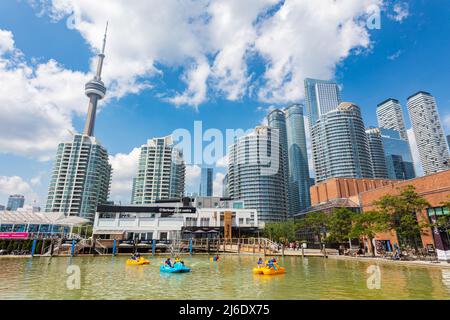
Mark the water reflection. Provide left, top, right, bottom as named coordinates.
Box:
left=0, top=256, right=449, bottom=300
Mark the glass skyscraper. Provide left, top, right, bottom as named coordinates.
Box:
left=366, top=128, right=389, bottom=179
left=407, top=91, right=450, bottom=175
left=199, top=167, right=213, bottom=197
left=380, top=128, right=416, bottom=180
left=267, top=109, right=290, bottom=211
left=284, top=104, right=311, bottom=213
left=228, top=126, right=288, bottom=222
left=7, top=194, right=25, bottom=211
left=132, top=136, right=185, bottom=204
left=304, top=78, right=342, bottom=127
left=312, top=103, right=373, bottom=183
left=376, top=99, right=408, bottom=140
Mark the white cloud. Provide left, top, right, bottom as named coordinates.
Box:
left=213, top=172, right=225, bottom=197
left=108, top=147, right=141, bottom=204
left=32, top=0, right=384, bottom=107
left=0, top=29, right=91, bottom=160
left=216, top=155, right=228, bottom=169
left=407, top=128, right=424, bottom=177
left=255, top=0, right=382, bottom=103
left=0, top=176, right=39, bottom=205
left=0, top=29, right=15, bottom=53
left=387, top=50, right=403, bottom=61
left=388, top=2, right=409, bottom=23
left=185, top=164, right=202, bottom=195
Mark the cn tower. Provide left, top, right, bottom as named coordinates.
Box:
left=83, top=23, right=108, bottom=137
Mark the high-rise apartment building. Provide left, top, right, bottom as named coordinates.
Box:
left=45, top=26, right=112, bottom=220
left=267, top=109, right=290, bottom=211
left=7, top=194, right=25, bottom=211
left=376, top=99, right=408, bottom=140
left=311, top=103, right=373, bottom=183
left=365, top=128, right=389, bottom=179
left=304, top=78, right=342, bottom=127
left=228, top=126, right=288, bottom=222
left=407, top=92, right=450, bottom=175
left=284, top=104, right=311, bottom=213
left=199, top=167, right=213, bottom=197
left=380, top=128, right=416, bottom=180
left=132, top=136, right=185, bottom=204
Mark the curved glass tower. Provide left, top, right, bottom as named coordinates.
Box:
left=228, top=126, right=288, bottom=222
left=312, top=103, right=373, bottom=183
left=285, top=104, right=311, bottom=213
left=366, top=127, right=389, bottom=179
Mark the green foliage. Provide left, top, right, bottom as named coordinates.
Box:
left=264, top=220, right=298, bottom=243
left=326, top=207, right=355, bottom=243
left=374, top=185, right=430, bottom=249
left=296, top=211, right=328, bottom=243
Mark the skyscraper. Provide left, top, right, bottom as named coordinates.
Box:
left=365, top=128, right=389, bottom=179
left=311, top=103, right=373, bottom=183
left=199, top=167, right=213, bottom=197
left=228, top=126, right=288, bottom=222
left=407, top=92, right=450, bottom=175
left=7, top=195, right=25, bottom=211
left=447, top=135, right=450, bottom=150
left=304, top=78, right=342, bottom=127
left=132, top=136, right=185, bottom=204
left=284, top=104, right=311, bottom=213
left=376, top=99, right=408, bottom=140
left=46, top=25, right=112, bottom=220
left=380, top=128, right=416, bottom=180
left=267, top=109, right=290, bottom=211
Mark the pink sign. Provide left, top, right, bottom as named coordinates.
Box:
left=0, top=232, right=29, bottom=239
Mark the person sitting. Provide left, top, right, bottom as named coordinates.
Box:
left=135, top=252, right=141, bottom=260
left=257, top=257, right=264, bottom=268
left=165, top=258, right=173, bottom=268
left=131, top=253, right=137, bottom=260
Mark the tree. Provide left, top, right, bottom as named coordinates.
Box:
left=263, top=220, right=297, bottom=243
left=374, top=185, right=430, bottom=250
left=350, top=211, right=390, bottom=256
left=327, top=207, right=354, bottom=244
left=296, top=211, right=328, bottom=243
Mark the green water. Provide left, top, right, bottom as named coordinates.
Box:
left=0, top=255, right=449, bottom=300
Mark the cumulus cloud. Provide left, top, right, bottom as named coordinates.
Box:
left=31, top=0, right=385, bottom=107
left=407, top=128, right=424, bottom=177
left=108, top=147, right=141, bottom=204
left=0, top=176, right=39, bottom=205
left=388, top=2, right=409, bottom=22
left=185, top=165, right=202, bottom=195
left=0, top=29, right=91, bottom=160
left=213, top=172, right=225, bottom=197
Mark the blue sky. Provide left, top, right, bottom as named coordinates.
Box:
left=0, top=0, right=449, bottom=207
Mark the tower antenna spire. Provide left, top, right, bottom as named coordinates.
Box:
left=83, top=22, right=109, bottom=136
left=102, top=21, right=108, bottom=55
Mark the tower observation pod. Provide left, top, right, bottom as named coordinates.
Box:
left=83, top=23, right=108, bottom=137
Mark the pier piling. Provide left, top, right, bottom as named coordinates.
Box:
left=31, top=239, right=37, bottom=257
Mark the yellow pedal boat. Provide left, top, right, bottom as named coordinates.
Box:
left=253, top=267, right=265, bottom=274
left=126, top=258, right=150, bottom=266
left=262, top=267, right=285, bottom=275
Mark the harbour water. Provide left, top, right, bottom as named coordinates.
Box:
left=1, top=255, right=449, bottom=300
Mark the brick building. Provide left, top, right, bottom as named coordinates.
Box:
left=359, top=170, right=450, bottom=261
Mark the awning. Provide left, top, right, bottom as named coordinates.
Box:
left=93, top=230, right=124, bottom=235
